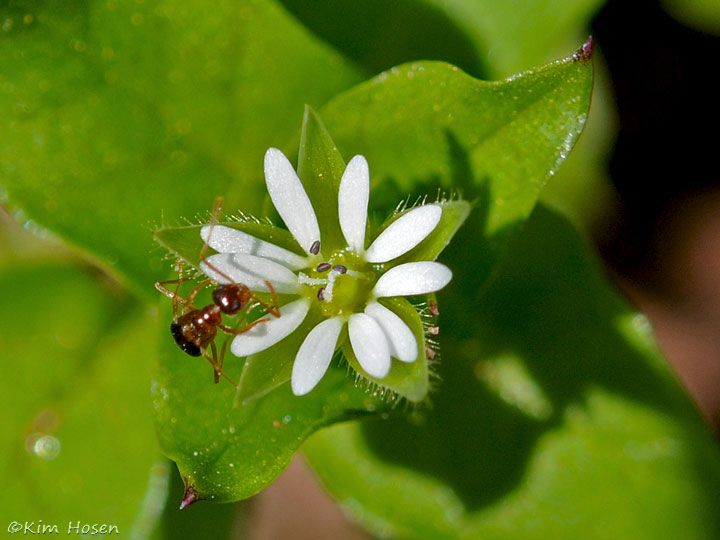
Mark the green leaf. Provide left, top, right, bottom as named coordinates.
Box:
left=285, top=0, right=607, bottom=229
left=343, top=297, right=431, bottom=403
left=0, top=0, right=362, bottom=298
left=304, top=205, right=720, bottom=539
left=319, top=47, right=593, bottom=287
left=152, top=46, right=593, bottom=503
left=153, top=307, right=385, bottom=502
left=0, top=262, right=162, bottom=535
left=154, top=467, right=248, bottom=540
left=539, top=60, right=617, bottom=228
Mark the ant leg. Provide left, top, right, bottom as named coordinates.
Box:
left=155, top=279, right=192, bottom=318
left=214, top=342, right=239, bottom=387
left=251, top=281, right=281, bottom=318
left=156, top=266, right=211, bottom=313
left=218, top=316, right=271, bottom=336
left=186, top=279, right=212, bottom=306
left=209, top=341, right=221, bottom=384
left=200, top=343, right=221, bottom=383
left=204, top=341, right=237, bottom=387
left=155, top=278, right=207, bottom=314
left=172, top=259, right=186, bottom=317
left=155, top=278, right=191, bottom=301
left=200, top=256, right=240, bottom=290
left=155, top=260, right=193, bottom=318
left=219, top=338, right=228, bottom=371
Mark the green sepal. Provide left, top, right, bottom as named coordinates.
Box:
left=297, top=106, right=347, bottom=254
left=373, top=198, right=472, bottom=269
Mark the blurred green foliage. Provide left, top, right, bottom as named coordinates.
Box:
left=662, top=0, right=720, bottom=34
left=0, top=225, right=159, bottom=533
left=0, top=0, right=362, bottom=297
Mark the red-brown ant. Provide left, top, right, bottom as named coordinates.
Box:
left=155, top=198, right=281, bottom=386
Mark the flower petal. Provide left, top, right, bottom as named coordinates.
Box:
left=264, top=148, right=321, bottom=254
left=348, top=313, right=391, bottom=378
left=365, top=302, right=417, bottom=363
left=373, top=261, right=452, bottom=297
left=291, top=317, right=344, bottom=396
left=338, top=155, right=369, bottom=253
left=365, top=204, right=442, bottom=263
left=230, top=298, right=310, bottom=357
left=201, top=224, right=309, bottom=270
left=200, top=253, right=301, bottom=294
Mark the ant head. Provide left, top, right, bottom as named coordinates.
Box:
left=213, top=283, right=252, bottom=315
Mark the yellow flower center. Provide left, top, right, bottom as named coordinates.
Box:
left=299, top=250, right=376, bottom=318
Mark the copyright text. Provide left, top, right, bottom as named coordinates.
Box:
left=7, top=521, right=119, bottom=535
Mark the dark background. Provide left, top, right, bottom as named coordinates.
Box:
left=592, top=0, right=720, bottom=429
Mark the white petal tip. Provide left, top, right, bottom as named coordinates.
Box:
left=291, top=317, right=344, bottom=396
left=365, top=204, right=443, bottom=263
left=365, top=302, right=418, bottom=363
left=230, top=299, right=310, bottom=357
left=347, top=154, right=368, bottom=170
left=264, top=147, right=283, bottom=161
left=339, top=155, right=370, bottom=253
left=291, top=380, right=312, bottom=396
left=373, top=262, right=453, bottom=297
left=349, top=313, right=391, bottom=379
left=263, top=147, right=321, bottom=255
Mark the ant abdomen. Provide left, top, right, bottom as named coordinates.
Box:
left=212, top=283, right=252, bottom=315
left=170, top=322, right=203, bottom=357
left=171, top=306, right=222, bottom=357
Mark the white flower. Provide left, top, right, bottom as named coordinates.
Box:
left=199, top=148, right=452, bottom=396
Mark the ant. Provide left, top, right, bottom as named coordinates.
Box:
left=155, top=198, right=281, bottom=386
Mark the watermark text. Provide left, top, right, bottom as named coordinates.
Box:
left=7, top=520, right=119, bottom=535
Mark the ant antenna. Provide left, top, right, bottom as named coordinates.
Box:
left=198, top=196, right=224, bottom=263
left=198, top=196, right=280, bottom=318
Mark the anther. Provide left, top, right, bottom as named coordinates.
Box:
left=428, top=299, right=439, bottom=316
left=317, top=262, right=331, bottom=272
left=317, top=287, right=325, bottom=301
left=332, top=264, right=347, bottom=274
left=427, top=325, right=439, bottom=335
left=309, top=240, right=320, bottom=255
